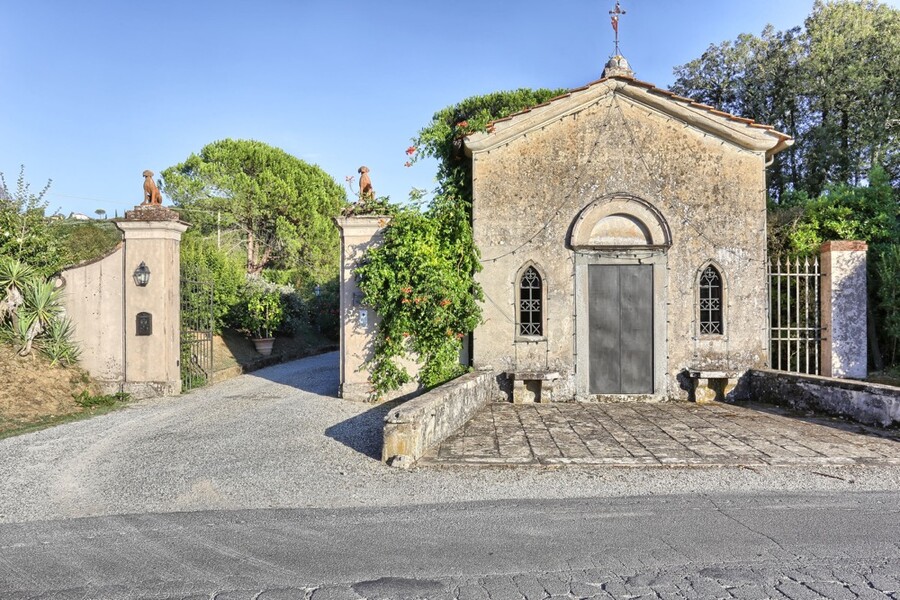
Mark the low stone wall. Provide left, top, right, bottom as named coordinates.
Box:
left=749, top=369, right=900, bottom=427
left=383, top=370, right=500, bottom=467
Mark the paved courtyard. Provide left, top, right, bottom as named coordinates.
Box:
left=423, top=401, right=900, bottom=467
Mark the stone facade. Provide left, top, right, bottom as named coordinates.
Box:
left=465, top=75, right=792, bottom=401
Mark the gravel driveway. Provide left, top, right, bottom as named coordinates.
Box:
left=2, top=352, right=899, bottom=524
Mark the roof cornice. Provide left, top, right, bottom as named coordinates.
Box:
left=464, top=77, right=793, bottom=161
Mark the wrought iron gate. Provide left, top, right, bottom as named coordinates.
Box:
left=180, top=277, right=214, bottom=392
left=769, top=255, right=822, bottom=375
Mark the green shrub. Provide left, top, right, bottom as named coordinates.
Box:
left=39, top=316, right=81, bottom=366
left=239, top=279, right=284, bottom=339
left=0, top=256, right=80, bottom=363
left=180, top=233, right=245, bottom=332
left=0, top=167, right=61, bottom=275
left=52, top=221, right=122, bottom=267
left=875, top=244, right=900, bottom=366
left=73, top=390, right=130, bottom=409
left=309, top=279, right=340, bottom=340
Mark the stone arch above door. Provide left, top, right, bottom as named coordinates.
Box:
left=569, top=194, right=671, bottom=250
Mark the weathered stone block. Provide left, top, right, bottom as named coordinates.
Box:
left=382, top=371, right=500, bottom=467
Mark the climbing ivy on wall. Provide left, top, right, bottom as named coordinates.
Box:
left=355, top=88, right=567, bottom=395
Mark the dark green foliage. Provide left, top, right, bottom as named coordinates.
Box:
left=306, top=279, right=340, bottom=340
left=412, top=88, right=568, bottom=206
left=0, top=167, right=61, bottom=276
left=356, top=209, right=483, bottom=392
left=672, top=0, right=900, bottom=199
left=180, top=233, right=245, bottom=333
left=356, top=89, right=565, bottom=395
left=52, top=221, right=122, bottom=267
left=242, top=281, right=284, bottom=339
left=161, top=139, right=348, bottom=284
left=768, top=167, right=898, bottom=256
left=38, top=316, right=81, bottom=366
left=342, top=195, right=397, bottom=217
left=875, top=244, right=900, bottom=365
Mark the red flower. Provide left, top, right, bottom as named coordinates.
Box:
left=439, top=298, right=451, bottom=307
left=404, top=161, right=412, bottom=168
left=406, top=146, right=416, bottom=156
left=457, top=120, right=469, bottom=128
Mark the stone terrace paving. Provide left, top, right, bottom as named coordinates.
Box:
left=422, top=401, right=900, bottom=467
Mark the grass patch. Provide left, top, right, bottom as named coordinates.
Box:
left=0, top=391, right=131, bottom=440
left=868, top=368, right=900, bottom=387
left=73, top=390, right=130, bottom=409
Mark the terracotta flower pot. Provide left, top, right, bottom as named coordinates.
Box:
left=252, top=337, right=275, bottom=356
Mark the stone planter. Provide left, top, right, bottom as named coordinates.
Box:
left=252, top=337, right=275, bottom=356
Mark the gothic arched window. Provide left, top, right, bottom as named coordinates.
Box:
left=519, top=266, right=543, bottom=337
left=699, top=265, right=723, bottom=335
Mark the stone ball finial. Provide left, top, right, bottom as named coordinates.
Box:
left=603, top=54, right=634, bottom=79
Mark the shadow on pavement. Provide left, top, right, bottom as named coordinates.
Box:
left=738, top=401, right=900, bottom=441
left=325, top=399, right=404, bottom=460
left=242, top=351, right=342, bottom=397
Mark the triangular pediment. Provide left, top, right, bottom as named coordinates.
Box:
left=464, top=76, right=792, bottom=160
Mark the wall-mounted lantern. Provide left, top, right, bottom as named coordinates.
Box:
left=133, top=262, right=151, bottom=287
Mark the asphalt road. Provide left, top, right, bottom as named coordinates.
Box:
left=1, top=492, right=899, bottom=599
left=2, top=352, right=898, bottom=525
left=2, top=353, right=900, bottom=598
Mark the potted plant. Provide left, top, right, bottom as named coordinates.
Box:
left=244, top=287, right=284, bottom=356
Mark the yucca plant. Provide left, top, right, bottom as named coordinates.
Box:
left=39, top=316, right=81, bottom=366
left=0, top=258, right=35, bottom=327
left=1, top=311, right=29, bottom=349
left=17, top=278, right=62, bottom=356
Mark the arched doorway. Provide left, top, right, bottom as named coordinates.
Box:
left=569, top=194, right=672, bottom=398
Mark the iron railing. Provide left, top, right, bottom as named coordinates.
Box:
left=180, top=277, right=214, bottom=392
left=769, top=255, right=822, bottom=375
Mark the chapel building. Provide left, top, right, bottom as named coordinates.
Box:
left=464, top=55, right=792, bottom=402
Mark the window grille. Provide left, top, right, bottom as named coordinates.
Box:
left=519, top=267, right=543, bottom=336
left=699, top=265, right=723, bottom=335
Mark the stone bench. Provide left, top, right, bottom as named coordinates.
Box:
left=506, top=371, right=560, bottom=404
left=687, top=368, right=741, bottom=403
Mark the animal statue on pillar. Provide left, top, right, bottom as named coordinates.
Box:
left=142, top=170, right=162, bottom=205
left=358, top=166, right=375, bottom=202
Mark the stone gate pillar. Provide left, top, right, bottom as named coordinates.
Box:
left=820, top=241, right=868, bottom=379
left=335, top=216, right=389, bottom=402
left=116, top=205, right=189, bottom=397
left=334, top=215, right=420, bottom=402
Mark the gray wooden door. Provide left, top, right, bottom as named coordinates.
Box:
left=588, top=265, right=653, bottom=394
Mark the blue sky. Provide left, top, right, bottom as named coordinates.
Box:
left=2, top=1, right=896, bottom=218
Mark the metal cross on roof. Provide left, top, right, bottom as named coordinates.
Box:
left=609, top=0, right=626, bottom=55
